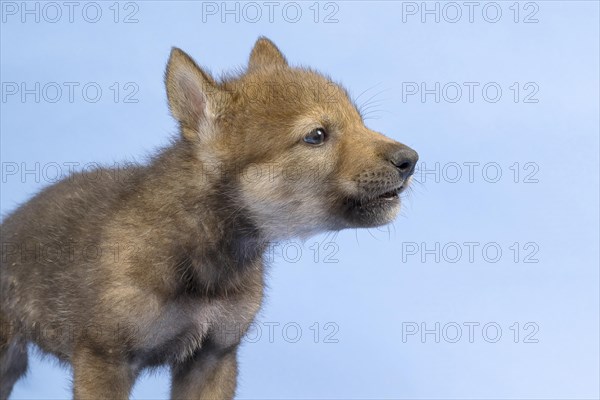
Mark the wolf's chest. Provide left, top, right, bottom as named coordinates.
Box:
left=130, top=294, right=260, bottom=368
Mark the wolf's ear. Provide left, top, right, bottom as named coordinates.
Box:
left=248, top=37, right=288, bottom=70
left=165, top=47, right=222, bottom=140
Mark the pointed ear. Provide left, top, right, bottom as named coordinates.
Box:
left=165, top=47, right=221, bottom=140
left=248, top=37, right=288, bottom=70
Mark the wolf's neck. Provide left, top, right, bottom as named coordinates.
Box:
left=135, top=139, right=267, bottom=295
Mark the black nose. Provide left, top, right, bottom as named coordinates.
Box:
left=390, top=146, right=418, bottom=179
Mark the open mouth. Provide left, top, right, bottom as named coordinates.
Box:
left=342, top=184, right=405, bottom=227
left=346, top=184, right=404, bottom=209
left=375, top=181, right=410, bottom=201
left=341, top=177, right=412, bottom=227
left=377, top=187, right=401, bottom=201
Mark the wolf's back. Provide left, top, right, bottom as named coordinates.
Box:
left=0, top=165, right=144, bottom=351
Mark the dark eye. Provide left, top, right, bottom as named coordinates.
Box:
left=303, top=128, right=327, bottom=145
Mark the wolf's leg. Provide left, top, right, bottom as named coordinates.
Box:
left=0, top=323, right=28, bottom=400
left=72, top=346, right=134, bottom=400
left=170, top=346, right=238, bottom=400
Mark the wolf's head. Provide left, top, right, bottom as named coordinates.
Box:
left=165, top=37, right=418, bottom=240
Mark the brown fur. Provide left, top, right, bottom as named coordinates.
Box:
left=0, top=37, right=417, bottom=399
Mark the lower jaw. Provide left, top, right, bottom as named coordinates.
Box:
left=342, top=198, right=401, bottom=227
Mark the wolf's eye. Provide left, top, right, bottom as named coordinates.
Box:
left=303, top=128, right=327, bottom=145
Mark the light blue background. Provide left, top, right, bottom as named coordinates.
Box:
left=1, top=1, right=598, bottom=399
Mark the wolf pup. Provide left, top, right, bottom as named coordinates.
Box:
left=0, top=37, right=418, bottom=399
